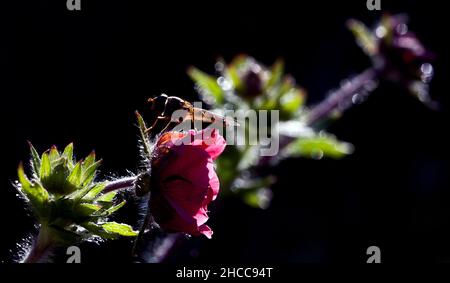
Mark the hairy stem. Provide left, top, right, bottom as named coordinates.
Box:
left=149, top=233, right=183, bottom=263
left=306, top=68, right=378, bottom=127
left=102, top=176, right=136, bottom=194
left=23, top=226, right=54, bottom=263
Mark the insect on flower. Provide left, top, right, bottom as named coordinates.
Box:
left=146, top=94, right=238, bottom=133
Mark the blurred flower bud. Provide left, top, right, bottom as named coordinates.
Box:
left=348, top=14, right=437, bottom=108
left=241, top=68, right=264, bottom=98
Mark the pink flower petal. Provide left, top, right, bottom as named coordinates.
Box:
left=150, top=129, right=226, bottom=238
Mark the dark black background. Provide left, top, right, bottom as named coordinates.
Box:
left=1, top=0, right=449, bottom=263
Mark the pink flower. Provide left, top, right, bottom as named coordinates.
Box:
left=150, top=129, right=226, bottom=238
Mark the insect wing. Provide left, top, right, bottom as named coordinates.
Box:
left=189, top=107, right=239, bottom=126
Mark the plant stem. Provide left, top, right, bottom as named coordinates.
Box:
left=305, top=68, right=378, bottom=127
left=150, top=233, right=183, bottom=263
left=23, top=226, right=54, bottom=263
left=137, top=230, right=184, bottom=263
left=102, top=176, right=136, bottom=194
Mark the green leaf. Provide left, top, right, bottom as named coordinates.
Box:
left=231, top=176, right=275, bottom=209
left=82, top=182, right=107, bottom=201
left=18, top=163, right=33, bottom=191
left=136, top=111, right=147, bottom=134
left=28, top=142, right=41, bottom=175
left=188, top=67, right=224, bottom=104
left=67, top=161, right=82, bottom=187
left=40, top=152, right=51, bottom=179
left=347, top=19, right=377, bottom=56
left=95, top=191, right=117, bottom=203
left=226, top=64, right=241, bottom=91
left=68, top=182, right=105, bottom=202
left=136, top=111, right=152, bottom=159
left=41, top=160, right=73, bottom=195
left=260, top=76, right=297, bottom=111
left=229, top=54, right=248, bottom=69
left=102, top=222, right=138, bottom=237
left=15, top=143, right=138, bottom=243
left=242, top=188, right=273, bottom=209
left=233, top=176, right=276, bottom=192
left=82, top=151, right=96, bottom=171
left=18, top=163, right=49, bottom=218
left=98, top=200, right=126, bottom=216
left=62, top=143, right=74, bottom=166
left=283, top=134, right=354, bottom=159
left=243, top=191, right=260, bottom=208
left=76, top=203, right=101, bottom=217
left=48, top=146, right=60, bottom=163
left=216, top=147, right=241, bottom=189
left=80, top=160, right=101, bottom=187
left=265, top=59, right=285, bottom=90
left=280, top=88, right=305, bottom=114
left=81, top=222, right=118, bottom=239
left=237, top=146, right=260, bottom=171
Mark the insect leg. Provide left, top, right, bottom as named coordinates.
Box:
left=145, top=116, right=169, bottom=134
left=160, top=118, right=174, bottom=133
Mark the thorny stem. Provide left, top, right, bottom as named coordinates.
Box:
left=23, top=226, right=54, bottom=263
left=102, top=176, right=137, bottom=194
left=305, top=68, right=378, bottom=127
